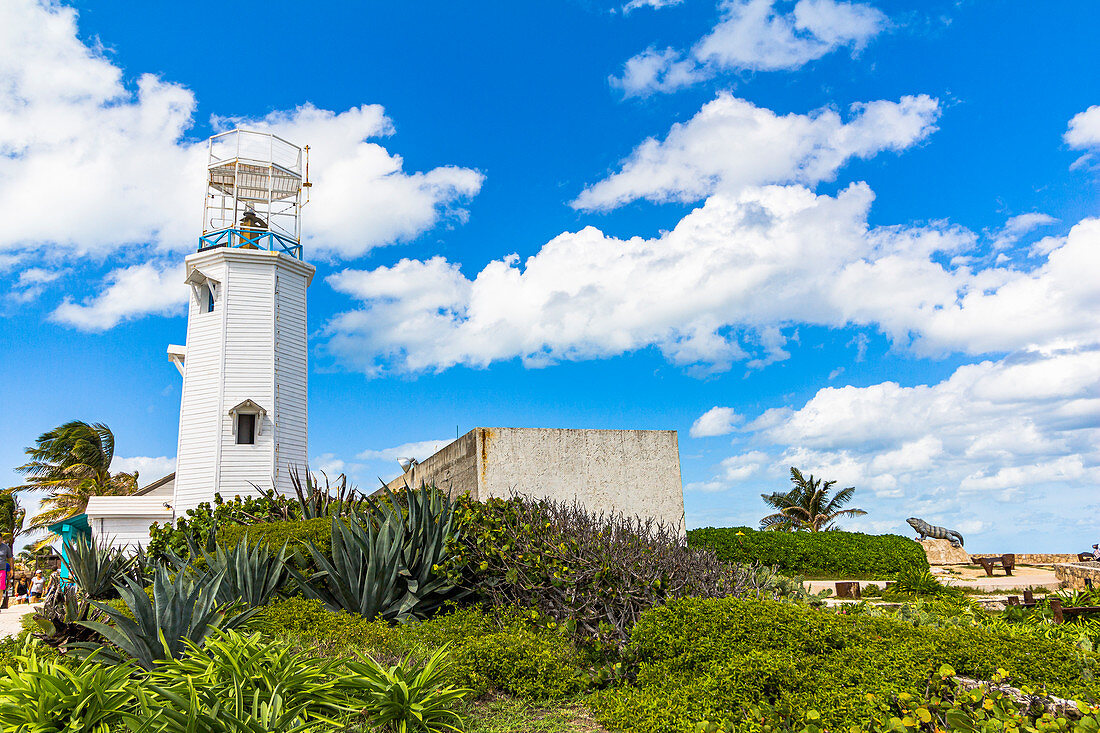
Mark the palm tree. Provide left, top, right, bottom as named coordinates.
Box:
left=0, top=490, right=27, bottom=546
left=12, top=421, right=138, bottom=535
left=759, top=467, right=867, bottom=532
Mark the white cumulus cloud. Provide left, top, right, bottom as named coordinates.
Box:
left=613, top=0, right=887, bottom=96
left=0, top=0, right=483, bottom=326
left=111, top=455, right=177, bottom=482
left=690, top=406, right=744, bottom=437
left=51, top=262, right=186, bottom=331
left=324, top=178, right=1100, bottom=377
left=357, top=439, right=454, bottom=463
left=573, top=93, right=939, bottom=210
left=689, top=347, right=1100, bottom=546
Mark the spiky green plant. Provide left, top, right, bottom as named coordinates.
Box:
left=147, top=630, right=348, bottom=724
left=290, top=467, right=366, bottom=519
left=290, top=484, right=461, bottom=622
left=759, top=467, right=867, bottom=532
left=199, top=537, right=290, bottom=607
left=0, top=643, right=138, bottom=732
left=31, top=584, right=104, bottom=652
left=127, top=679, right=324, bottom=733
left=340, top=644, right=469, bottom=733
left=64, top=533, right=137, bottom=600
left=77, top=565, right=258, bottom=670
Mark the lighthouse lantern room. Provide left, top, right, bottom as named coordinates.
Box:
left=170, top=129, right=315, bottom=514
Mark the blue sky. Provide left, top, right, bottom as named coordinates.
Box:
left=1, top=0, right=1098, bottom=551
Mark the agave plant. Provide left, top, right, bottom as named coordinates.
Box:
left=31, top=584, right=104, bottom=652
left=0, top=643, right=138, bottom=732
left=64, top=533, right=137, bottom=599
left=77, top=565, right=259, bottom=670
left=198, top=538, right=291, bottom=607
left=340, top=644, right=469, bottom=733
left=291, top=484, right=462, bottom=622
left=290, top=467, right=366, bottom=519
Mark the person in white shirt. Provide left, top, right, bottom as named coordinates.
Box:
left=29, top=571, right=44, bottom=602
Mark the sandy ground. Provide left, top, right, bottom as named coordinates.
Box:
left=0, top=603, right=38, bottom=638
left=806, top=564, right=1062, bottom=596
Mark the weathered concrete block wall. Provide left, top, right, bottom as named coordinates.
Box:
left=389, top=430, right=480, bottom=497
left=388, top=427, right=685, bottom=532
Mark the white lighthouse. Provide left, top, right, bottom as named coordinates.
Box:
left=169, top=130, right=314, bottom=514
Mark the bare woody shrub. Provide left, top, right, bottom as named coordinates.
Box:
left=443, top=494, right=776, bottom=645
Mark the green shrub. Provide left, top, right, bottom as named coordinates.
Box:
left=445, top=495, right=772, bottom=645
left=218, top=516, right=332, bottom=570
left=257, top=599, right=585, bottom=701
left=0, top=643, right=138, bottom=732
left=884, top=567, right=963, bottom=600
left=687, top=526, right=928, bottom=578
left=253, top=597, right=398, bottom=657
left=594, top=597, right=1100, bottom=733
left=148, top=491, right=301, bottom=561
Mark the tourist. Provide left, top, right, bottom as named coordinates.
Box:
left=1092, top=544, right=1100, bottom=561
left=12, top=575, right=28, bottom=605
left=29, top=571, right=44, bottom=602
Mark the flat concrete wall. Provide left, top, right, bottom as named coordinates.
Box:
left=387, top=427, right=685, bottom=532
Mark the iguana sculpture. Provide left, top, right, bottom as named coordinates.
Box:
left=906, top=517, right=964, bottom=548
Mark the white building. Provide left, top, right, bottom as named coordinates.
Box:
left=87, top=130, right=314, bottom=548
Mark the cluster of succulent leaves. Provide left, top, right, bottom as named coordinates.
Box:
left=441, top=494, right=783, bottom=645
left=0, top=630, right=469, bottom=733
left=688, top=525, right=929, bottom=578
left=882, top=567, right=967, bottom=601
left=63, top=533, right=144, bottom=599
left=291, top=483, right=465, bottom=622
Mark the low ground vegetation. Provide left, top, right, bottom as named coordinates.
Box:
left=8, top=480, right=1100, bottom=732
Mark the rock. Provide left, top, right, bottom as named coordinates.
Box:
left=919, top=538, right=970, bottom=565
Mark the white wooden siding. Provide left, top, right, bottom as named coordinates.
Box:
left=173, top=249, right=313, bottom=513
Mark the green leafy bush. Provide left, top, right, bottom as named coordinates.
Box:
left=884, top=567, right=963, bottom=600
left=341, top=645, right=470, bottom=733
left=217, top=516, right=332, bottom=570
left=257, top=599, right=586, bottom=701
left=148, top=492, right=300, bottom=562
left=0, top=644, right=138, bottom=732
left=444, top=495, right=773, bottom=645
left=64, top=534, right=137, bottom=599
left=197, top=536, right=291, bottom=607
left=687, top=526, right=928, bottom=578
left=594, top=597, right=1100, bottom=733
left=253, top=598, right=399, bottom=657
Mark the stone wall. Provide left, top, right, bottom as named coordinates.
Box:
left=386, top=427, right=686, bottom=532
left=1054, top=562, right=1100, bottom=590
left=1013, top=553, right=1080, bottom=565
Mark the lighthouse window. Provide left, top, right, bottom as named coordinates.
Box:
left=198, top=283, right=215, bottom=313
left=236, top=413, right=256, bottom=445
